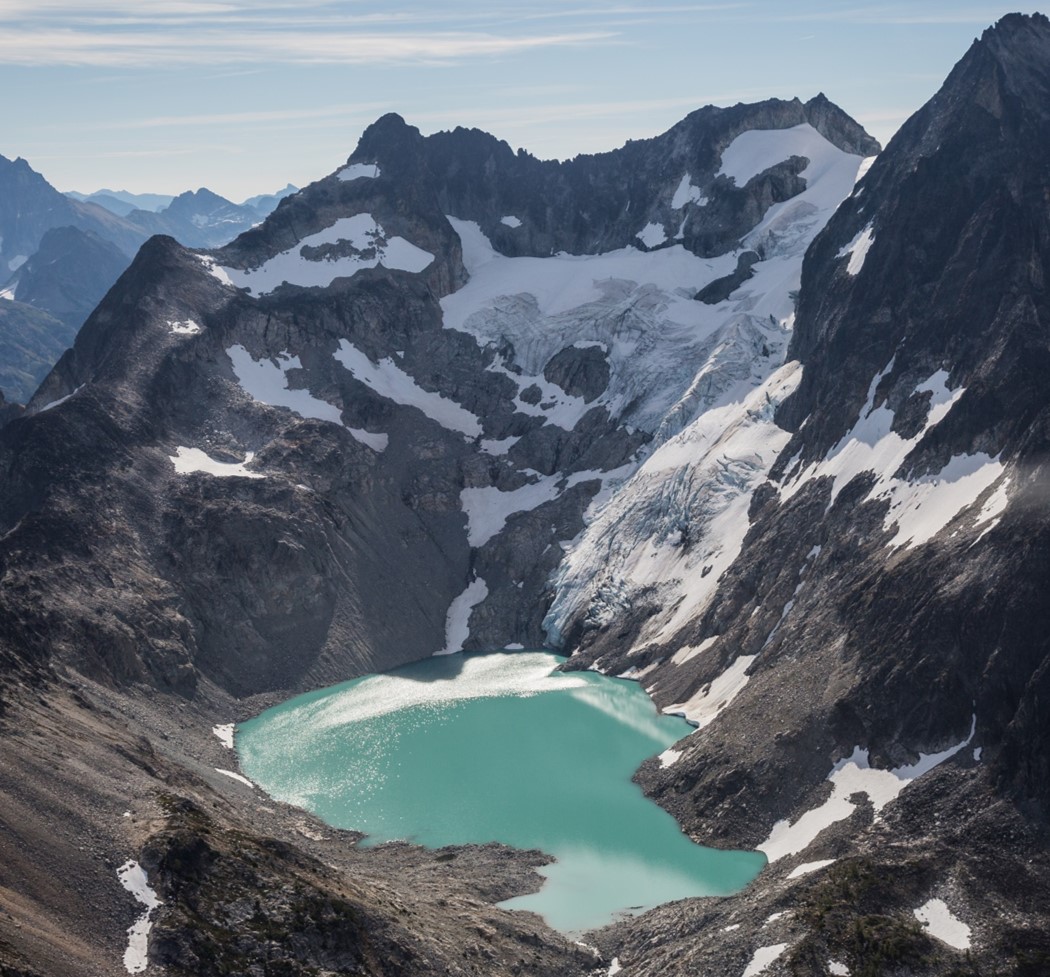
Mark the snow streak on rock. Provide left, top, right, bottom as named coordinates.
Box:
left=117, top=861, right=161, bottom=974
left=664, top=653, right=757, bottom=729
left=438, top=577, right=489, bottom=655
left=837, top=223, right=875, bottom=276
left=334, top=339, right=482, bottom=437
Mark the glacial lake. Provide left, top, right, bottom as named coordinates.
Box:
left=236, top=650, right=765, bottom=932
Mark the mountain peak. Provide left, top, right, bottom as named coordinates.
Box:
left=960, top=10, right=1050, bottom=105
left=352, top=112, right=423, bottom=164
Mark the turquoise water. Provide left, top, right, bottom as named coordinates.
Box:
left=236, top=650, right=765, bottom=932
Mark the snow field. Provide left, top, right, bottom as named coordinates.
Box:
left=636, top=222, right=667, bottom=248
left=216, top=214, right=433, bottom=296
left=787, top=859, right=836, bottom=879
left=718, top=123, right=844, bottom=187
left=460, top=468, right=607, bottom=548
left=664, top=654, right=757, bottom=730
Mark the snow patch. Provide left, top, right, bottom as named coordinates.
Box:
left=837, top=223, right=874, bottom=276
left=437, top=577, right=489, bottom=655
left=829, top=962, right=850, bottom=976
left=914, top=898, right=971, bottom=950
left=882, top=452, right=1004, bottom=549
left=228, top=345, right=343, bottom=423
left=742, top=943, right=789, bottom=977
left=196, top=254, right=235, bottom=287
left=787, top=859, right=836, bottom=879
left=658, top=747, right=683, bottom=768
left=212, top=724, right=235, bottom=749
left=854, top=155, right=877, bottom=185
left=337, top=162, right=380, bottom=181
left=665, top=654, right=756, bottom=729
left=215, top=768, right=254, bottom=788
left=169, top=319, right=201, bottom=336
left=636, top=222, right=667, bottom=248
left=500, top=215, right=523, bottom=228
left=718, top=122, right=833, bottom=186
left=759, top=717, right=976, bottom=861
left=216, top=214, right=433, bottom=296
left=672, top=173, right=707, bottom=209
left=671, top=635, right=719, bottom=666
left=335, top=339, right=481, bottom=437
left=348, top=428, right=389, bottom=452
left=117, top=860, right=161, bottom=974
left=8, top=254, right=27, bottom=271
left=480, top=436, right=520, bottom=456
left=781, top=364, right=990, bottom=550
left=607, top=958, right=622, bottom=976
left=170, top=446, right=264, bottom=479
left=461, top=468, right=607, bottom=548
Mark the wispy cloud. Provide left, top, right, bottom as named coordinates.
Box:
left=757, top=3, right=1021, bottom=25
left=0, top=28, right=618, bottom=67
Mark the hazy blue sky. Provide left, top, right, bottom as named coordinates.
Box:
left=0, top=2, right=1040, bottom=201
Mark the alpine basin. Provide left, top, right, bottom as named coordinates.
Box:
left=236, top=650, right=765, bottom=932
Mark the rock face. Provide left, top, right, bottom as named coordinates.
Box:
left=3, top=16, right=1049, bottom=974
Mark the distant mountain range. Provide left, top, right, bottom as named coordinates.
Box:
left=0, top=159, right=299, bottom=401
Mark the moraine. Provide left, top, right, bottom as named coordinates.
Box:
left=236, top=650, right=765, bottom=932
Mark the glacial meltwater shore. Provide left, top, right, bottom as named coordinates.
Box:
left=236, top=650, right=765, bottom=932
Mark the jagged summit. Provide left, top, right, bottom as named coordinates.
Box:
left=778, top=6, right=1050, bottom=460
